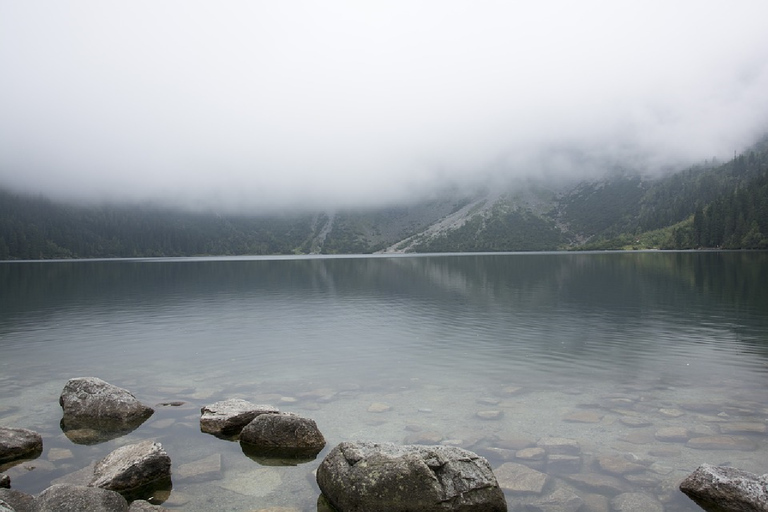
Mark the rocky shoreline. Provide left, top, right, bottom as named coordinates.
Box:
left=1, top=377, right=767, bottom=511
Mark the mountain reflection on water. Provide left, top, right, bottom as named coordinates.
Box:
left=0, top=251, right=766, bottom=511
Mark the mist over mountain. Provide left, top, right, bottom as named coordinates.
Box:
left=2, top=2, right=768, bottom=213
left=2, top=134, right=767, bottom=259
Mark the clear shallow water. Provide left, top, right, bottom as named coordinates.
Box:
left=1, top=252, right=767, bottom=510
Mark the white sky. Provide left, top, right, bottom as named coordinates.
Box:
left=2, top=1, right=768, bottom=211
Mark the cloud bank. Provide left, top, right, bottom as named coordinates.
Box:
left=2, top=1, right=768, bottom=211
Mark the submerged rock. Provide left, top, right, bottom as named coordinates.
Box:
left=59, top=377, right=153, bottom=443
left=523, top=487, right=584, bottom=512
left=610, top=492, right=664, bottom=512
left=494, top=462, right=549, bottom=495
left=37, top=484, right=128, bottom=512
left=679, top=464, right=768, bottom=512
left=0, top=427, right=43, bottom=465
left=199, top=398, right=279, bottom=437
left=316, top=441, right=507, bottom=512
left=89, top=440, right=172, bottom=501
left=175, top=453, right=222, bottom=483
left=240, top=412, right=325, bottom=459
left=687, top=435, right=759, bottom=451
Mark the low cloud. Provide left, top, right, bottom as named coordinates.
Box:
left=2, top=1, right=768, bottom=212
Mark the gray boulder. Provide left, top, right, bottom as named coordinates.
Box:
left=680, top=464, right=768, bottom=512
left=0, top=428, right=42, bottom=465
left=0, top=489, right=35, bottom=512
left=0, top=474, right=8, bottom=489
left=240, top=412, right=325, bottom=459
left=37, top=483, right=128, bottom=512
left=316, top=442, right=507, bottom=512
left=90, top=440, right=172, bottom=501
left=200, top=398, right=279, bottom=437
left=59, top=377, right=153, bottom=443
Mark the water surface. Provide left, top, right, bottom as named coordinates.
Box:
left=1, top=252, right=767, bottom=510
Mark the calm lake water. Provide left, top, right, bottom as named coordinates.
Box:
left=1, top=252, right=767, bottom=511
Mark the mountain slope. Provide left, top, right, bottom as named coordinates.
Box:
left=2, top=136, right=767, bottom=259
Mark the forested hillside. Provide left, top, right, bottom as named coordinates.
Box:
left=1, top=136, right=767, bottom=259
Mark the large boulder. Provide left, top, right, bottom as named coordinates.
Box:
left=240, top=412, right=325, bottom=460
left=316, top=442, right=507, bottom=512
left=59, top=377, right=153, bottom=443
left=0, top=428, right=42, bottom=465
left=0, top=489, right=36, bottom=512
left=679, top=464, right=768, bottom=512
left=200, top=398, right=279, bottom=437
left=89, top=440, right=172, bottom=501
left=37, top=483, right=128, bottom=512
left=0, top=474, right=8, bottom=488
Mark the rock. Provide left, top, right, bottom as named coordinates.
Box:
left=719, top=422, right=768, bottom=435
left=515, top=447, right=546, bottom=461
left=218, top=467, right=281, bottom=497
left=658, top=408, right=685, bottom=418
left=610, top=492, right=664, bottom=512
left=687, top=436, right=758, bottom=451
left=367, top=402, right=391, bottom=413
left=524, top=487, right=584, bottom=512
left=59, top=377, right=153, bottom=442
left=536, top=437, right=580, bottom=455
left=595, top=455, right=645, bottom=476
left=563, top=410, right=603, bottom=423
left=619, top=416, right=651, bottom=428
left=476, top=410, right=503, bottom=420
left=654, top=426, right=691, bottom=442
left=404, top=431, right=444, bottom=445
left=0, top=474, right=7, bottom=488
left=492, top=435, right=536, bottom=450
left=546, top=454, right=581, bottom=474
left=495, top=462, right=549, bottom=494
left=0, top=489, right=36, bottom=512
left=619, top=430, right=654, bottom=445
left=647, top=446, right=681, bottom=458
left=475, top=447, right=517, bottom=462
left=175, top=453, right=222, bottom=483
left=51, top=462, right=96, bottom=487
left=36, top=484, right=128, bottom=512
left=47, top=448, right=74, bottom=462
left=680, top=464, right=768, bottom=512
left=0, top=428, right=43, bottom=465
left=200, top=398, right=279, bottom=437
left=0, top=499, right=13, bottom=512
left=89, top=440, right=172, bottom=500
left=563, top=473, right=629, bottom=495
left=128, top=500, right=169, bottom=511
left=239, top=413, right=326, bottom=459
left=316, top=441, right=507, bottom=512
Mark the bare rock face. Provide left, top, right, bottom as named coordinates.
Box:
left=240, top=412, right=326, bottom=459
left=59, top=377, right=153, bottom=443
left=199, top=398, right=279, bottom=437
left=316, top=442, right=507, bottom=512
left=89, top=440, right=172, bottom=500
left=680, top=464, right=768, bottom=512
left=36, top=483, right=128, bottom=512
left=0, top=427, right=43, bottom=465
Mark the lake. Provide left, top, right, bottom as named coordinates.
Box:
left=1, top=251, right=767, bottom=511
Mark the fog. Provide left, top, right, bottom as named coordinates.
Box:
left=2, top=1, right=768, bottom=212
